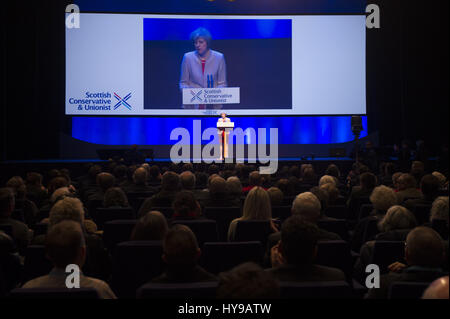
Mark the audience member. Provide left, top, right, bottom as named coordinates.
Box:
left=130, top=211, right=168, bottom=241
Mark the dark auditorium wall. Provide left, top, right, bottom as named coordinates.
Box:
left=1, top=0, right=448, bottom=160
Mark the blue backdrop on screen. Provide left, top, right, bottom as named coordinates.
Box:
left=71, top=0, right=367, bottom=146
left=144, top=18, right=292, bottom=110
left=72, top=116, right=368, bottom=145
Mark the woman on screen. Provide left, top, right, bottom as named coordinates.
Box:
left=179, top=27, right=227, bottom=109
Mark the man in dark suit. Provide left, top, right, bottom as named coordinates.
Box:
left=366, top=226, right=446, bottom=299
left=267, top=216, right=345, bottom=282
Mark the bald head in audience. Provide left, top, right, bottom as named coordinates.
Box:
left=422, top=276, right=449, bottom=299
left=405, top=227, right=444, bottom=268
left=179, top=171, right=196, bottom=190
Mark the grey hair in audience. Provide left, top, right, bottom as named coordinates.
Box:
left=370, top=185, right=398, bottom=212
left=430, top=196, right=449, bottom=225
left=378, top=205, right=417, bottom=232
left=49, top=197, right=84, bottom=227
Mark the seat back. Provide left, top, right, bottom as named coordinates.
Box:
left=279, top=281, right=353, bottom=298
left=94, top=207, right=135, bottom=230
left=317, top=219, right=349, bottom=241
left=32, top=222, right=48, bottom=237
left=271, top=206, right=292, bottom=221
left=431, top=219, right=449, bottom=240
left=358, top=204, right=374, bottom=221
left=412, top=205, right=432, bottom=225
left=23, top=245, right=52, bottom=283
left=10, top=288, right=99, bottom=299
left=137, top=282, right=218, bottom=299
left=151, top=207, right=174, bottom=219
left=204, top=207, right=241, bottom=241
left=361, top=217, right=380, bottom=244
left=388, top=282, right=430, bottom=299
left=324, top=205, right=347, bottom=219
left=371, top=241, right=405, bottom=274
left=171, top=219, right=218, bottom=245
left=200, top=241, right=263, bottom=274
left=111, top=240, right=163, bottom=298
left=316, top=240, right=352, bottom=281
left=234, top=220, right=272, bottom=247
left=127, top=192, right=154, bottom=213
left=103, top=220, right=138, bottom=252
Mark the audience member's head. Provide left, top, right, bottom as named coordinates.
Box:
left=130, top=211, right=168, bottom=241
left=50, top=187, right=72, bottom=204
left=48, top=197, right=84, bottom=228
left=242, top=187, right=272, bottom=220
left=6, top=176, right=27, bottom=199
left=411, top=161, right=425, bottom=183
left=318, top=175, right=336, bottom=187
left=226, top=176, right=242, bottom=197
left=0, top=188, right=15, bottom=217
left=370, top=185, right=398, bottom=212
left=162, top=224, right=200, bottom=268
left=209, top=176, right=228, bottom=199
left=397, top=173, right=417, bottom=191
left=325, top=164, right=341, bottom=179
left=279, top=216, right=319, bottom=266
left=430, top=196, right=449, bottom=226
left=113, top=164, right=127, bottom=180
left=267, top=187, right=284, bottom=206
left=133, top=167, right=148, bottom=185
left=291, top=192, right=321, bottom=223
left=359, top=172, right=377, bottom=190
left=26, top=172, right=43, bottom=187
left=405, top=227, right=444, bottom=268
left=419, top=174, right=440, bottom=200
left=384, top=163, right=395, bottom=177
left=217, top=262, right=280, bottom=299
left=179, top=171, right=196, bottom=190
left=276, top=178, right=295, bottom=196
left=103, top=187, right=129, bottom=208
left=320, top=183, right=340, bottom=204
left=309, top=186, right=329, bottom=213
left=422, top=276, right=449, bottom=299
left=432, top=171, right=447, bottom=189
left=45, top=220, right=86, bottom=269
left=377, top=205, right=417, bottom=232
left=96, top=172, right=116, bottom=193
left=149, top=165, right=161, bottom=180
left=47, top=177, right=69, bottom=197
left=248, top=171, right=262, bottom=187
left=392, top=172, right=403, bottom=190
left=161, top=171, right=180, bottom=192
left=172, top=191, right=201, bottom=219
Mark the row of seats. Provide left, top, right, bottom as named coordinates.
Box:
left=8, top=281, right=431, bottom=299
left=21, top=240, right=408, bottom=298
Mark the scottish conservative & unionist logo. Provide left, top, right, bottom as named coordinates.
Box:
left=68, top=91, right=132, bottom=111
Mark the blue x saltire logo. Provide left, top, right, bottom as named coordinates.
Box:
left=114, top=92, right=132, bottom=110
left=190, top=90, right=203, bottom=103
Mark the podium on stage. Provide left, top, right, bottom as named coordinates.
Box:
left=217, top=121, right=234, bottom=159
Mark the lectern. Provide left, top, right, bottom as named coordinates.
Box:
left=217, top=121, right=234, bottom=159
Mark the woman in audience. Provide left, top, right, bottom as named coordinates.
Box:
left=227, top=186, right=278, bottom=241
left=267, top=187, right=284, bottom=207
left=130, top=211, right=168, bottom=241
left=103, top=187, right=129, bottom=208
left=226, top=176, right=243, bottom=201
left=351, top=185, right=398, bottom=252
left=354, top=205, right=417, bottom=283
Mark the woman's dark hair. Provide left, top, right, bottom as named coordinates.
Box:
left=103, top=187, right=129, bottom=208
left=172, top=191, right=200, bottom=219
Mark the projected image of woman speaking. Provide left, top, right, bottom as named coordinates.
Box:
left=179, top=27, right=227, bottom=109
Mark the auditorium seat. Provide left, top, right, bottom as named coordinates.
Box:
left=94, top=207, right=135, bottom=230
left=271, top=206, right=292, bottom=221
left=316, top=240, right=353, bottom=281
left=324, top=205, right=347, bottom=219
left=137, top=282, right=218, bottom=299
left=10, top=288, right=99, bottom=299
left=412, top=204, right=432, bottom=225
left=111, top=240, right=163, bottom=298
left=127, top=192, right=154, bottom=213
left=361, top=217, right=380, bottom=245
left=204, top=207, right=241, bottom=241
left=358, top=204, right=374, bottom=221
left=102, top=220, right=138, bottom=252
left=171, top=219, right=218, bottom=245
left=234, top=220, right=272, bottom=247
left=23, top=245, right=52, bottom=283
left=388, top=282, right=430, bottom=299
left=317, top=219, right=349, bottom=241
left=279, top=281, right=353, bottom=299
left=371, top=241, right=405, bottom=274
left=32, top=222, right=48, bottom=237
left=431, top=219, right=449, bottom=240
left=200, top=241, right=263, bottom=274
